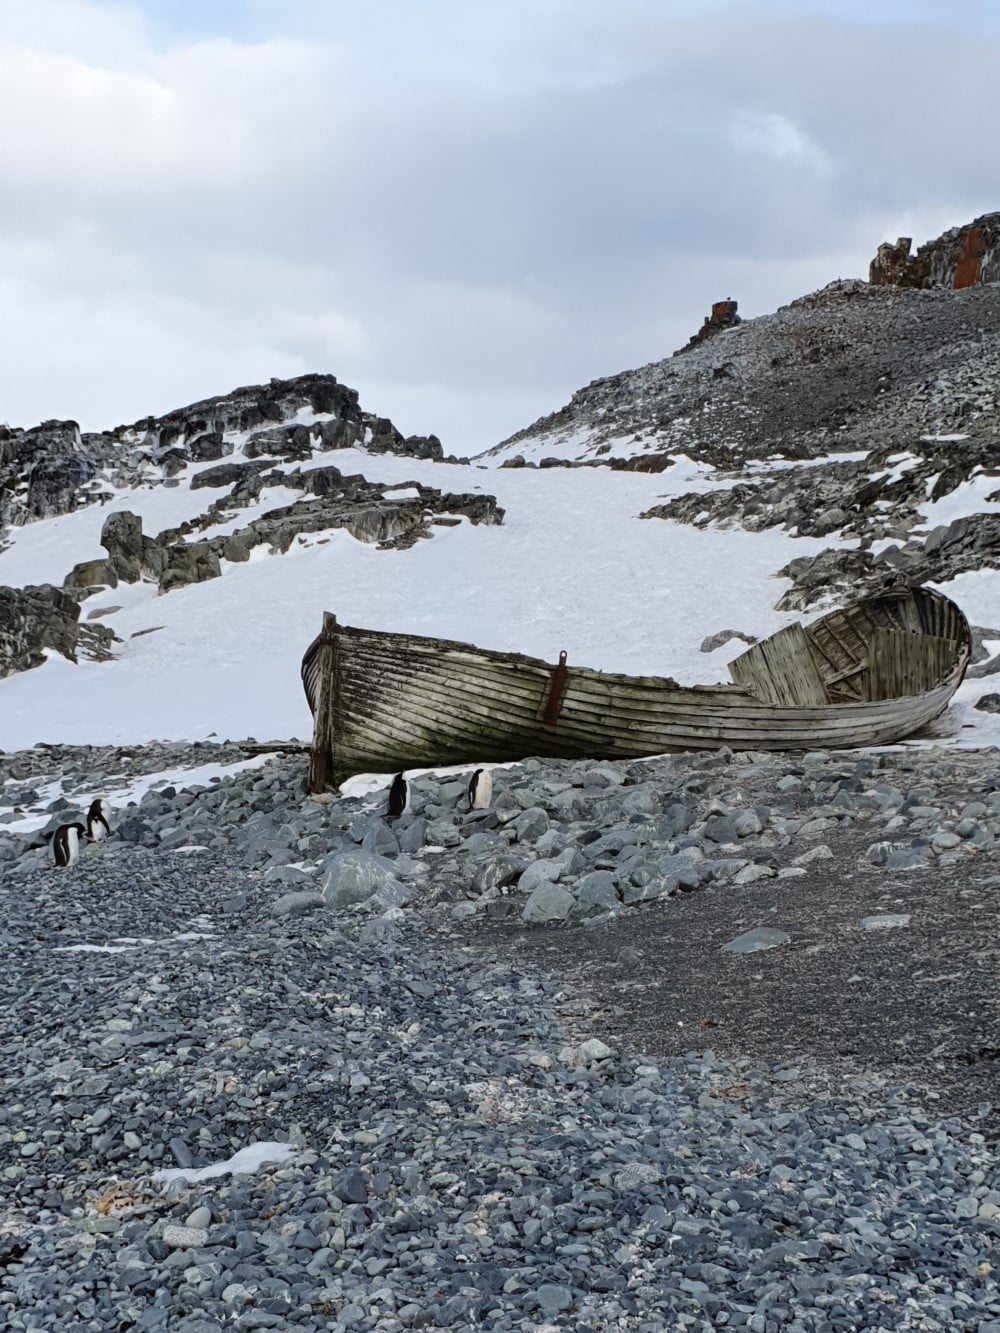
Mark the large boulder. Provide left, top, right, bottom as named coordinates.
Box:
left=64, top=558, right=118, bottom=591
left=319, top=850, right=413, bottom=911
left=244, top=425, right=314, bottom=461
left=0, top=584, right=80, bottom=678
left=157, top=542, right=222, bottom=593
left=100, top=510, right=147, bottom=582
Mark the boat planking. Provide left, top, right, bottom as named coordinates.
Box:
left=301, top=587, right=971, bottom=791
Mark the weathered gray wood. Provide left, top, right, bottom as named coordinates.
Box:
left=302, top=589, right=971, bottom=788
left=728, top=624, right=828, bottom=705
left=307, top=612, right=338, bottom=792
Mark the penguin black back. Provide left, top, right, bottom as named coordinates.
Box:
left=53, top=822, right=88, bottom=868
left=86, top=799, right=111, bottom=842
left=387, top=772, right=408, bottom=819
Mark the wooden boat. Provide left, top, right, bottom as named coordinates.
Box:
left=301, top=587, right=971, bottom=790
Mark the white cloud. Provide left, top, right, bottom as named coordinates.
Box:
left=731, top=110, right=818, bottom=161
left=0, top=0, right=997, bottom=451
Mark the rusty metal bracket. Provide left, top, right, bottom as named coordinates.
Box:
left=542, top=650, right=569, bottom=725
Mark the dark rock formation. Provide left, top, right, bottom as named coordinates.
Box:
left=776, top=512, right=1000, bottom=611
left=58, top=477, right=505, bottom=600
left=0, top=585, right=81, bottom=678
left=642, top=439, right=1000, bottom=550
left=1, top=373, right=451, bottom=539
left=64, top=558, right=118, bottom=591
left=100, top=511, right=156, bottom=583
left=677, top=300, right=741, bottom=354
left=868, top=237, right=927, bottom=289
left=244, top=426, right=315, bottom=461
left=158, top=543, right=222, bottom=594
left=189, top=461, right=271, bottom=491
left=870, top=213, right=1000, bottom=290
left=0, top=420, right=97, bottom=527
left=188, top=432, right=230, bottom=462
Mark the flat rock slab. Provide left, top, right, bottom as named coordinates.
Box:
left=722, top=927, right=791, bottom=953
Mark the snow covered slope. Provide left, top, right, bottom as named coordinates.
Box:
left=2, top=294, right=999, bottom=766
left=1, top=421, right=998, bottom=753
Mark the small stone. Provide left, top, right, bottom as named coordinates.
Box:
left=270, top=890, right=324, bottom=917
left=331, top=1167, right=367, bottom=1204
left=162, top=1224, right=209, bottom=1249
left=931, top=830, right=961, bottom=851
left=792, top=843, right=834, bottom=865
left=521, top=882, right=574, bottom=924
left=885, top=846, right=930, bottom=870
left=734, top=808, right=763, bottom=837
left=705, top=814, right=738, bottom=844
left=614, top=1163, right=662, bottom=1190
left=559, top=1037, right=614, bottom=1066
left=536, top=1283, right=573, bottom=1314
left=733, top=862, right=775, bottom=885
left=861, top=913, right=911, bottom=930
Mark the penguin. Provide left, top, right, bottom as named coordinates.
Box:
left=386, top=771, right=409, bottom=819
left=53, top=822, right=88, bottom=868
left=468, top=767, right=492, bottom=810
left=86, top=799, right=111, bottom=844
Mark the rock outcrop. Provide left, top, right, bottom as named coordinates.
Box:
left=60, top=479, right=505, bottom=599
left=677, top=299, right=741, bottom=354
left=0, top=420, right=99, bottom=527
left=0, top=584, right=81, bottom=678
left=1, top=373, right=454, bottom=538
left=870, top=213, right=1000, bottom=290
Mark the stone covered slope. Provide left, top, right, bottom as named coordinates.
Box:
left=642, top=434, right=1000, bottom=609
left=0, top=372, right=449, bottom=531
left=487, top=279, right=1000, bottom=467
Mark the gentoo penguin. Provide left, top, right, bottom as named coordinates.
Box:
left=468, top=768, right=492, bottom=810
left=53, top=822, right=88, bottom=868
left=387, top=772, right=409, bottom=819
left=86, top=799, right=111, bottom=844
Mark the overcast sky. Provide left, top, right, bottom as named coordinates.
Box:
left=1, top=0, right=996, bottom=453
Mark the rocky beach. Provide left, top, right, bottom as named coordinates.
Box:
left=2, top=739, right=998, bottom=1331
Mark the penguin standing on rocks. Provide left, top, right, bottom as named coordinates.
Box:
left=86, top=799, right=111, bottom=844
left=468, top=768, right=492, bottom=810
left=52, top=822, right=88, bottom=868
left=387, top=772, right=409, bottom=819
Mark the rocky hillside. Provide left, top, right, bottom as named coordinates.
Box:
left=0, top=373, right=501, bottom=682
left=0, top=373, right=451, bottom=531
left=483, top=215, right=1000, bottom=616
left=487, top=278, right=1000, bottom=468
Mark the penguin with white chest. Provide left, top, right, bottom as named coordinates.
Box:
left=86, top=799, right=111, bottom=844
left=468, top=768, right=492, bottom=810
left=52, top=822, right=89, bottom=868
left=386, top=772, right=409, bottom=819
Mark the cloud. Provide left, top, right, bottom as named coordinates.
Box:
left=1, top=0, right=997, bottom=452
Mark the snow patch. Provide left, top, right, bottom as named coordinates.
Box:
left=152, top=1142, right=297, bottom=1184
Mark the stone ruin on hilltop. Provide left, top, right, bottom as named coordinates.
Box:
left=869, top=211, right=1000, bottom=290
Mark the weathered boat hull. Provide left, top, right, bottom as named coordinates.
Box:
left=302, top=588, right=970, bottom=790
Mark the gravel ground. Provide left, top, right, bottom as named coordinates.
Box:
left=1, top=844, right=998, bottom=1331
left=1, top=743, right=999, bottom=1330
left=468, top=820, right=1000, bottom=1131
